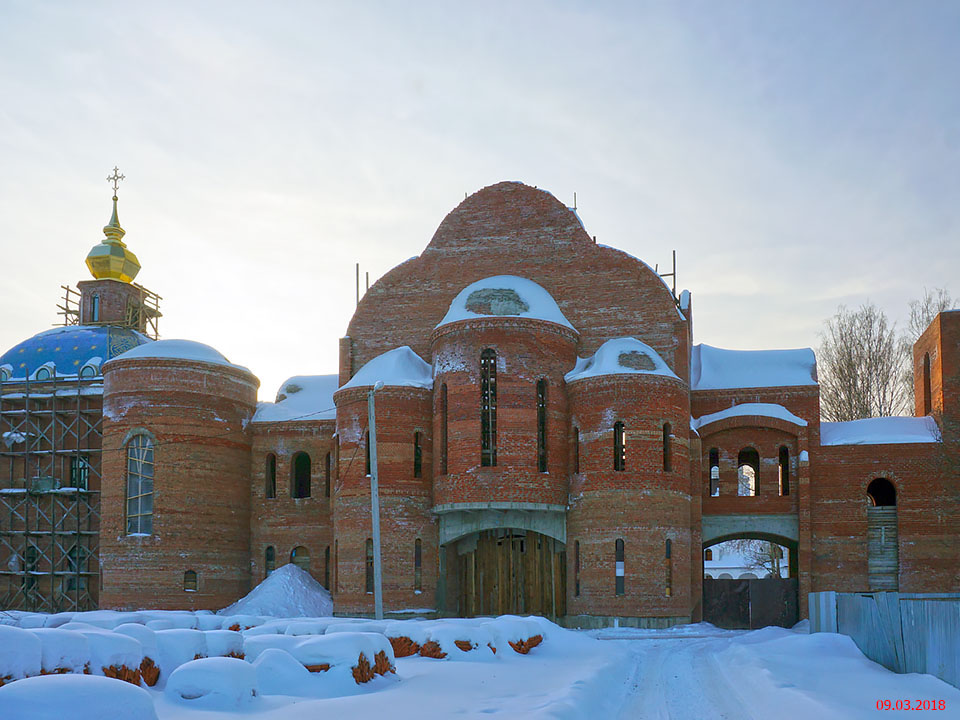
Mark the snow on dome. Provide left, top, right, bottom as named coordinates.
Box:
left=565, top=337, right=679, bottom=383
left=437, top=275, right=576, bottom=331
left=253, top=374, right=338, bottom=423
left=218, top=563, right=333, bottom=618
left=692, top=344, right=817, bottom=390
left=0, top=326, right=151, bottom=381
left=106, top=339, right=250, bottom=373
left=821, top=416, right=941, bottom=446
left=692, top=403, right=808, bottom=431
left=340, top=346, right=432, bottom=391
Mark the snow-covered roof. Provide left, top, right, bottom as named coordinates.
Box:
left=820, top=416, right=941, bottom=446
left=252, top=375, right=338, bottom=423
left=565, top=337, right=680, bottom=383
left=691, top=344, right=817, bottom=390
left=340, top=346, right=433, bottom=391
left=106, top=339, right=251, bottom=374
left=437, top=275, right=576, bottom=331
left=693, top=403, right=808, bottom=431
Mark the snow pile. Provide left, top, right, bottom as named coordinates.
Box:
left=692, top=344, right=817, bottom=390
left=0, top=674, right=158, bottom=720
left=437, top=275, right=577, bottom=331
left=154, top=629, right=207, bottom=682
left=165, top=657, right=258, bottom=710
left=291, top=632, right=396, bottom=681
left=219, top=563, right=333, bottom=617
left=821, top=416, right=941, bottom=445
left=67, top=627, right=143, bottom=677
left=253, top=374, right=339, bottom=423
left=481, top=617, right=545, bottom=654
left=203, top=630, right=244, bottom=658
left=340, top=346, right=433, bottom=390
left=693, top=402, right=808, bottom=430
left=107, top=339, right=250, bottom=374
left=0, top=626, right=41, bottom=681
left=29, top=628, right=90, bottom=674
left=419, top=622, right=497, bottom=661
left=565, top=337, right=680, bottom=383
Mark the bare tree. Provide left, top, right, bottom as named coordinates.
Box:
left=724, top=539, right=785, bottom=577
left=818, top=302, right=911, bottom=421
left=906, top=287, right=955, bottom=343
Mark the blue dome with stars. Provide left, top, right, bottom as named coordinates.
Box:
left=0, top=326, right=152, bottom=380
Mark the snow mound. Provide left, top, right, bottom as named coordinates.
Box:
left=253, top=374, right=339, bottom=423
left=155, top=629, right=208, bottom=682
left=0, top=625, right=42, bottom=680
left=113, top=624, right=158, bottom=659
left=29, top=628, right=90, bottom=673
left=565, top=337, right=679, bottom=383
left=243, top=634, right=303, bottom=661
left=421, top=622, right=497, bottom=661
left=821, top=416, right=941, bottom=445
left=107, top=339, right=250, bottom=374
left=693, top=402, right=808, bottom=430
left=203, top=630, right=244, bottom=658
left=437, top=275, right=576, bottom=331
left=164, top=657, right=258, bottom=710
left=692, top=344, right=817, bottom=390
left=0, top=674, right=158, bottom=720
left=251, top=648, right=311, bottom=695
left=220, top=563, right=333, bottom=618
left=340, top=346, right=433, bottom=390
left=70, top=628, right=143, bottom=675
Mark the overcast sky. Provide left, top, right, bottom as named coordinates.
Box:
left=2, top=1, right=958, bottom=400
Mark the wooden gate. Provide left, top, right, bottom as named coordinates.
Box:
left=703, top=578, right=798, bottom=629
left=455, top=530, right=566, bottom=618
left=867, top=506, right=899, bottom=590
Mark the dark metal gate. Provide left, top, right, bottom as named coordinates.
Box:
left=703, top=578, right=798, bottom=629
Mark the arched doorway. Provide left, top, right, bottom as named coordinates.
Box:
left=867, top=478, right=898, bottom=590
left=446, top=529, right=566, bottom=618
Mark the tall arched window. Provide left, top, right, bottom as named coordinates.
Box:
left=615, top=539, right=625, bottom=595
left=291, top=545, right=310, bottom=572
left=324, top=452, right=331, bottom=497
left=324, top=546, right=331, bottom=589
left=413, top=432, right=423, bottom=478
left=440, top=383, right=448, bottom=475
left=867, top=478, right=897, bottom=506
left=662, top=423, right=672, bottom=472
left=537, top=379, right=548, bottom=472
left=291, top=452, right=311, bottom=498
left=613, top=422, right=626, bottom=472
left=126, top=434, right=154, bottom=535
left=480, top=349, right=498, bottom=466
left=265, top=546, right=276, bottom=577
left=737, top=448, right=759, bottom=496
left=709, top=447, right=720, bottom=496
left=414, top=538, right=422, bottom=592
left=265, top=453, right=277, bottom=499
left=573, top=427, right=580, bottom=474
left=923, top=353, right=932, bottom=416
left=704, top=548, right=713, bottom=561
left=574, top=540, right=581, bottom=597
left=778, top=446, right=790, bottom=496
left=365, top=538, right=374, bottom=593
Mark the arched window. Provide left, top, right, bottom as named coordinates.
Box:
left=615, top=539, right=625, bottom=595
left=324, top=452, right=331, bottom=497
left=69, top=455, right=90, bottom=490
left=291, top=545, right=310, bottom=572
left=923, top=353, right=932, bottom=416
left=480, top=349, right=498, bottom=466
left=440, top=384, right=448, bottom=475
left=265, top=453, right=277, bottom=499
left=778, top=446, right=790, bottom=496
left=613, top=422, right=626, bottom=471
left=662, top=423, right=672, bottom=472
left=413, top=432, right=422, bottom=478
left=574, top=540, right=581, bottom=597
left=126, top=434, right=154, bottom=535
left=665, top=539, right=673, bottom=597
left=867, top=478, right=897, bottom=506
left=183, top=570, right=197, bottom=592
left=414, top=538, right=422, bottom=592
left=704, top=548, right=713, bottom=561
left=91, top=294, right=100, bottom=322
left=324, top=546, right=331, bottom=589
left=709, top=448, right=720, bottom=496
left=265, top=546, right=276, bottom=577
left=537, top=379, right=548, bottom=472
left=365, top=538, right=374, bottom=593
left=737, top=448, right=759, bottom=496
left=573, top=427, right=580, bottom=474
left=291, top=452, right=311, bottom=498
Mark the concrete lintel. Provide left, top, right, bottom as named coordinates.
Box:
left=433, top=501, right=567, bottom=515
left=702, top=513, right=799, bottom=545
left=437, top=504, right=567, bottom=545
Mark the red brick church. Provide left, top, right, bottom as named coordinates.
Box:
left=1, top=181, right=957, bottom=626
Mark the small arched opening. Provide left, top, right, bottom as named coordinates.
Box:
left=737, top=448, right=759, bottom=496
left=291, top=452, right=311, bottom=498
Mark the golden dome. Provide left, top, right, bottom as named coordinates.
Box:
left=85, top=177, right=141, bottom=283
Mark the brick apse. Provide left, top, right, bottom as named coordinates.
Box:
left=1, top=181, right=958, bottom=625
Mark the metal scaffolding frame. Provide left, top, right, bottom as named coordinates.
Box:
left=0, top=374, right=102, bottom=611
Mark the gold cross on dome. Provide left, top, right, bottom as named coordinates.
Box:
left=106, top=166, right=126, bottom=197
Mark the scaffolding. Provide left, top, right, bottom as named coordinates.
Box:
left=58, top=282, right=162, bottom=340
left=0, top=374, right=102, bottom=611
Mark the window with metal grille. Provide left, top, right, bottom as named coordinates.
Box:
left=537, top=379, right=548, bottom=472
left=480, top=350, right=497, bottom=466
left=126, top=434, right=154, bottom=535
left=615, top=539, right=625, bottom=595
left=613, top=422, right=626, bottom=472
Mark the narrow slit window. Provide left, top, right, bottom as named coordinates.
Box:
left=615, top=539, right=625, bottom=595
left=574, top=540, right=581, bottom=597
left=778, top=446, right=790, bottom=496
left=91, top=294, right=100, bottom=322
left=414, top=431, right=423, bottom=478
left=573, top=427, right=580, bottom=474
left=265, top=453, right=277, bottom=499
left=480, top=349, right=498, bottom=466
left=265, top=546, right=276, bottom=577
left=365, top=538, right=374, bottom=593
left=291, top=452, right=311, bottom=498
left=709, top=448, right=720, bottom=496
left=324, top=452, right=331, bottom=497
left=324, top=546, right=331, bottom=589
left=613, top=422, right=626, bottom=472
left=662, top=423, right=672, bottom=472
left=537, top=379, right=548, bottom=472
left=441, top=383, right=448, bottom=475
left=414, top=538, right=422, bottom=592
left=923, top=353, right=932, bottom=415
left=665, top=539, right=672, bottom=597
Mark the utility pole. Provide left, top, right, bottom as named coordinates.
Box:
left=368, top=381, right=384, bottom=620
